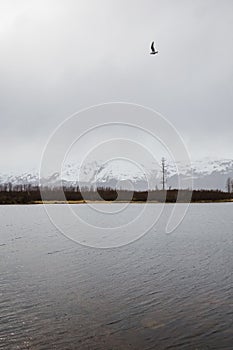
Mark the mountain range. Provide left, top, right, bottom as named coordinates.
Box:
left=0, top=158, right=232, bottom=191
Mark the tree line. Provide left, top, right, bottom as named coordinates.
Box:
left=0, top=184, right=233, bottom=204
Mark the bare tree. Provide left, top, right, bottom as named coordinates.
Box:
left=226, top=177, right=232, bottom=193
left=161, top=158, right=167, bottom=190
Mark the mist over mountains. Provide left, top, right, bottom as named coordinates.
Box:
left=0, top=158, right=232, bottom=191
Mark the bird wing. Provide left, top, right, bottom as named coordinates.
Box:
left=151, top=41, right=155, bottom=52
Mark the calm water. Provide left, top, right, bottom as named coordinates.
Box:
left=0, top=204, right=232, bottom=349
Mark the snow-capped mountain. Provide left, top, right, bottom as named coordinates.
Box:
left=166, top=158, right=233, bottom=190
left=0, top=158, right=232, bottom=191
left=0, top=171, right=38, bottom=187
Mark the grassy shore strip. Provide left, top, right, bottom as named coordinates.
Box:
left=1, top=199, right=233, bottom=205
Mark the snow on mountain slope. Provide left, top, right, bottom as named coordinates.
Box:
left=0, top=158, right=232, bottom=191
left=0, top=171, right=38, bottom=186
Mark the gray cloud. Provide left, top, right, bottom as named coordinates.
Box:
left=0, top=0, right=233, bottom=171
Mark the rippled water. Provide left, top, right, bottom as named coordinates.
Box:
left=0, top=203, right=232, bottom=349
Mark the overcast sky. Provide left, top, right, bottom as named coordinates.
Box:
left=0, top=0, right=233, bottom=172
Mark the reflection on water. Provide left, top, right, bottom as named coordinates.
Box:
left=0, top=203, right=232, bottom=349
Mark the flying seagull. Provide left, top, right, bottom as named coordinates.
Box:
left=150, top=41, right=158, bottom=55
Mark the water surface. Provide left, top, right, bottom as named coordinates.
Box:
left=0, top=204, right=232, bottom=349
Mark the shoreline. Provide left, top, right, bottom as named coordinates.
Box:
left=0, top=199, right=232, bottom=205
